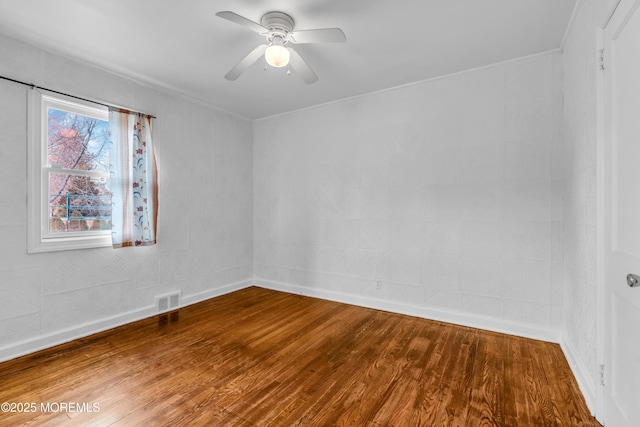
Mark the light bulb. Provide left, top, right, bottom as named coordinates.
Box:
left=265, top=38, right=290, bottom=68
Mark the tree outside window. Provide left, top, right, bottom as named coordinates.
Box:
left=46, top=106, right=111, bottom=234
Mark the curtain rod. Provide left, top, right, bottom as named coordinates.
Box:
left=0, top=74, right=157, bottom=119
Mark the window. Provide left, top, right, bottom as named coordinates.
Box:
left=28, top=92, right=112, bottom=252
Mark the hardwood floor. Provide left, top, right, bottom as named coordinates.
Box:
left=0, top=287, right=600, bottom=426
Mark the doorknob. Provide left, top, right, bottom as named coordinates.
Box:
left=626, top=273, right=640, bottom=288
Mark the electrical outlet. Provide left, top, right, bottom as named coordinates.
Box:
left=375, top=278, right=381, bottom=289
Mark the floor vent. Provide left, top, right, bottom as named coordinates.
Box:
left=169, top=293, right=180, bottom=309
left=156, top=291, right=181, bottom=312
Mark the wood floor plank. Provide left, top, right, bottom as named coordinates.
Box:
left=0, top=287, right=600, bottom=426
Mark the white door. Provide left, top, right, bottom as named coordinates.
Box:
left=602, top=0, right=640, bottom=425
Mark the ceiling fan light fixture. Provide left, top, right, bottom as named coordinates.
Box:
left=216, top=10, right=344, bottom=83
left=265, top=37, right=290, bottom=68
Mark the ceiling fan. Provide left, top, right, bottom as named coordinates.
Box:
left=216, top=11, right=346, bottom=84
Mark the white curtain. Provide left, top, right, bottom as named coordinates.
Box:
left=109, top=110, right=157, bottom=248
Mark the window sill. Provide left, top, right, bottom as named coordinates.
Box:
left=28, top=233, right=112, bottom=253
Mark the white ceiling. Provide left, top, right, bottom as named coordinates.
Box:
left=0, top=0, right=576, bottom=119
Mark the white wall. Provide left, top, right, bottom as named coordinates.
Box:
left=254, top=52, right=563, bottom=341
left=0, top=34, right=254, bottom=361
left=560, top=0, right=618, bottom=413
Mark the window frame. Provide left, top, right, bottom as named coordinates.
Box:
left=28, top=90, right=112, bottom=253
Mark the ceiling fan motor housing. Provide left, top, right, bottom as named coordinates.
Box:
left=261, top=11, right=294, bottom=39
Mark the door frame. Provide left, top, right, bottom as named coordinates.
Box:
left=596, top=20, right=607, bottom=424
left=596, top=17, right=605, bottom=420
left=597, top=0, right=638, bottom=424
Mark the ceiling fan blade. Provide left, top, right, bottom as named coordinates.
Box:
left=287, top=48, right=318, bottom=84
left=224, top=44, right=267, bottom=81
left=216, top=11, right=268, bottom=34
left=290, top=28, right=346, bottom=43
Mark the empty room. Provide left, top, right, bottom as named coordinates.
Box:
left=0, top=0, right=638, bottom=425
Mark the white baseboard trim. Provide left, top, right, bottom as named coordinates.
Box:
left=180, top=279, right=253, bottom=307
left=0, top=279, right=253, bottom=363
left=559, top=332, right=598, bottom=416
left=253, top=278, right=561, bottom=344
left=0, top=306, right=155, bottom=363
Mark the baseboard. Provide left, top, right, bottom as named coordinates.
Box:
left=253, top=278, right=560, bottom=343
left=559, top=332, right=598, bottom=416
left=0, top=305, right=156, bottom=363
left=180, top=279, right=253, bottom=307
left=0, top=279, right=253, bottom=363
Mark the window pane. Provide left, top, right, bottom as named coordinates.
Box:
left=47, top=108, right=109, bottom=172
left=49, top=173, right=111, bottom=233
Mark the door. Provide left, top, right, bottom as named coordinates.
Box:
left=602, top=0, right=640, bottom=425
